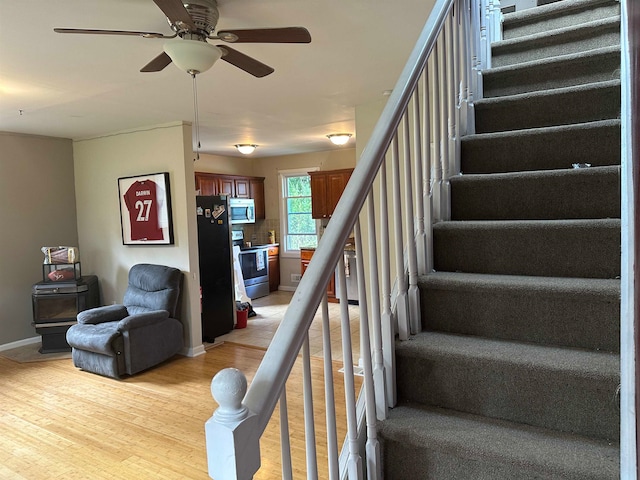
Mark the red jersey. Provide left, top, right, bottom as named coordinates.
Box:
left=124, top=180, right=164, bottom=241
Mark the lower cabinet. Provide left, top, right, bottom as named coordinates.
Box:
left=300, top=248, right=336, bottom=302
left=268, top=246, right=280, bottom=292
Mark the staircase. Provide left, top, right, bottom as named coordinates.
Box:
left=378, top=0, right=621, bottom=478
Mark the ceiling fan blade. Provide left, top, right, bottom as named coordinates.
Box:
left=217, top=27, right=311, bottom=43
left=152, top=0, right=195, bottom=30
left=54, top=28, right=165, bottom=38
left=140, top=52, right=173, bottom=72
left=217, top=46, right=274, bottom=78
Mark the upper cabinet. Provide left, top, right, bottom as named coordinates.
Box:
left=195, top=172, right=266, bottom=219
left=309, top=168, right=354, bottom=219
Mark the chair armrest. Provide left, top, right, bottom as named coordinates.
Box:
left=77, top=305, right=128, bottom=325
left=117, top=310, right=170, bottom=331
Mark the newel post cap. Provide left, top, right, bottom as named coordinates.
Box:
left=206, top=368, right=260, bottom=480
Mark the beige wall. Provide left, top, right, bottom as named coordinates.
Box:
left=73, top=122, right=203, bottom=356
left=194, top=153, right=255, bottom=177
left=0, top=132, right=78, bottom=346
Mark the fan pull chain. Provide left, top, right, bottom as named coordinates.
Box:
left=192, top=73, right=201, bottom=161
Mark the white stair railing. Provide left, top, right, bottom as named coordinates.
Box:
left=205, top=0, right=501, bottom=478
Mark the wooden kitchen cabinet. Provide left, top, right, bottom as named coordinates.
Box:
left=217, top=176, right=235, bottom=196
left=309, top=168, right=354, bottom=219
left=300, top=248, right=336, bottom=301
left=250, top=178, right=266, bottom=220
left=234, top=178, right=251, bottom=198
left=196, top=174, right=219, bottom=195
left=195, top=173, right=265, bottom=220
left=268, top=245, right=280, bottom=292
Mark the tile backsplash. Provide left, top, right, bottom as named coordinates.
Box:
left=233, top=218, right=280, bottom=245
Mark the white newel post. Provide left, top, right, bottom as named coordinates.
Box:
left=206, top=368, right=261, bottom=480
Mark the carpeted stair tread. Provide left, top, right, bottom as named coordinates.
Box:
left=379, top=404, right=619, bottom=480
left=419, top=271, right=620, bottom=352
left=492, top=15, right=619, bottom=68
left=461, top=119, right=620, bottom=174
left=395, top=331, right=620, bottom=440
left=433, top=218, right=620, bottom=278
left=474, top=80, right=620, bottom=133
left=482, top=45, right=620, bottom=98
left=450, top=165, right=620, bottom=220
left=502, top=0, right=619, bottom=41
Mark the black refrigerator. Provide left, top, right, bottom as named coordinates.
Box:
left=196, top=195, right=235, bottom=342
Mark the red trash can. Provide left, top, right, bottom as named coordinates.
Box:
left=235, top=309, right=248, bottom=329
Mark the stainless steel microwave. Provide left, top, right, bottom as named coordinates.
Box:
left=229, top=198, right=255, bottom=224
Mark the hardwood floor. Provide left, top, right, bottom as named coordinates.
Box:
left=0, top=342, right=361, bottom=479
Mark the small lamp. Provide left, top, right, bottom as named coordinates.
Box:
left=235, top=144, right=258, bottom=155
left=163, top=38, right=222, bottom=75
left=327, top=133, right=352, bottom=146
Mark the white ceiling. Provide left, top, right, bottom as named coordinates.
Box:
left=0, top=0, right=433, bottom=158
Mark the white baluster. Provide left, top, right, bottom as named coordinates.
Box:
left=321, top=295, right=340, bottom=480
left=480, top=0, right=490, bottom=70
left=490, top=0, right=503, bottom=43
left=302, top=333, right=319, bottom=480
left=379, top=159, right=396, bottom=407
left=206, top=368, right=260, bottom=480
left=391, top=135, right=410, bottom=340
left=438, top=31, right=450, bottom=221
left=280, top=387, right=293, bottom=480
left=337, top=256, right=363, bottom=480
left=412, top=89, right=428, bottom=276
left=449, top=10, right=462, bottom=178
left=366, top=191, right=388, bottom=420
left=421, top=69, right=434, bottom=274
left=402, top=113, right=421, bottom=335
left=458, top=0, right=470, bottom=137
left=431, top=42, right=443, bottom=222
left=354, top=220, right=382, bottom=480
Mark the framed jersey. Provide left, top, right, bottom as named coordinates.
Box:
left=118, top=172, right=174, bottom=245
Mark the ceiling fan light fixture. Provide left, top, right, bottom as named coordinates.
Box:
left=235, top=144, right=258, bottom=155
left=327, top=133, right=352, bottom=146
left=163, top=38, right=221, bottom=74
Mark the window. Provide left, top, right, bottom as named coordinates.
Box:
left=280, top=170, right=318, bottom=255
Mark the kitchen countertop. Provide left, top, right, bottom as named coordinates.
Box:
left=239, top=243, right=279, bottom=252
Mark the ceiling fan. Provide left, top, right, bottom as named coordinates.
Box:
left=54, top=0, right=311, bottom=77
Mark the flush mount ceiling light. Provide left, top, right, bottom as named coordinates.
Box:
left=163, top=38, right=222, bottom=75
left=327, top=133, right=352, bottom=146
left=235, top=144, right=258, bottom=155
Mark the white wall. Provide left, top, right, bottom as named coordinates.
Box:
left=0, top=132, right=78, bottom=346
left=73, top=122, right=203, bottom=356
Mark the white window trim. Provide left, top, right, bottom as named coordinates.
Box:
left=278, top=167, right=319, bottom=259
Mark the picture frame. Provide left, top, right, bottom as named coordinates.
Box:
left=118, top=172, right=174, bottom=245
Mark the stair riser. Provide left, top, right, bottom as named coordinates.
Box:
left=461, top=121, right=620, bottom=174
left=503, top=0, right=620, bottom=40
left=419, top=280, right=620, bottom=352
left=450, top=167, right=620, bottom=220
left=381, top=438, right=614, bottom=480
left=380, top=404, right=620, bottom=480
left=474, top=82, right=620, bottom=133
left=381, top=440, right=559, bottom=480
left=493, top=21, right=619, bottom=68
left=433, top=220, right=620, bottom=278
left=395, top=350, right=619, bottom=440
left=482, top=48, right=620, bottom=98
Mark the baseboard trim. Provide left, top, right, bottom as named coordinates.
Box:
left=0, top=336, right=41, bottom=352
left=183, top=343, right=207, bottom=358
left=278, top=285, right=297, bottom=292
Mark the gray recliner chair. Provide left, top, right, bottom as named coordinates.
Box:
left=66, top=263, right=184, bottom=379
